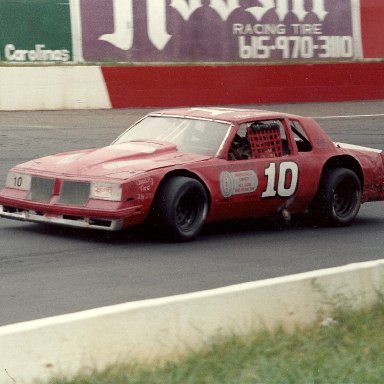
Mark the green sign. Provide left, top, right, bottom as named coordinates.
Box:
left=0, top=0, right=72, bottom=63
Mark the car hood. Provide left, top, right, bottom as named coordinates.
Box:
left=15, top=141, right=211, bottom=179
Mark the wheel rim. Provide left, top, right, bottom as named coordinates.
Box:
left=175, top=190, right=201, bottom=231
left=332, top=180, right=358, bottom=218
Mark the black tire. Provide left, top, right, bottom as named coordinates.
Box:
left=151, top=176, right=209, bottom=242
left=311, top=168, right=361, bottom=226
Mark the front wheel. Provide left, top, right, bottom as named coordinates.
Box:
left=151, top=176, right=209, bottom=242
left=311, top=168, right=361, bottom=226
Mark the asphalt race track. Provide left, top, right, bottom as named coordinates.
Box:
left=1, top=101, right=384, bottom=326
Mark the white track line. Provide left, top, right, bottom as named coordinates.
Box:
left=313, top=114, right=384, bottom=119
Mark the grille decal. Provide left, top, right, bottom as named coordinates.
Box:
left=58, top=181, right=90, bottom=206
left=27, top=177, right=54, bottom=202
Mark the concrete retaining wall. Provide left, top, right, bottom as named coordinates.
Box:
left=1, top=259, right=384, bottom=384
left=0, top=66, right=111, bottom=111
left=1, top=62, right=384, bottom=111
left=102, top=62, right=384, bottom=108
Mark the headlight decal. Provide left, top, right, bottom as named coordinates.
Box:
left=90, top=182, right=122, bottom=201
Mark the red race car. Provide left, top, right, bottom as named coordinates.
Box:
left=1, top=107, right=384, bottom=241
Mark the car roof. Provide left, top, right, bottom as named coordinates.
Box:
left=150, top=107, right=303, bottom=124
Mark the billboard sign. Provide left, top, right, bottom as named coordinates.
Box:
left=0, top=0, right=73, bottom=63
left=81, top=0, right=358, bottom=62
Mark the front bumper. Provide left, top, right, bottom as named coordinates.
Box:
left=0, top=205, right=125, bottom=231
left=0, top=195, right=143, bottom=231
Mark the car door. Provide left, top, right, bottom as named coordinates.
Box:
left=210, top=118, right=318, bottom=221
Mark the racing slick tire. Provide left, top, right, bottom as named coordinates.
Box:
left=151, top=176, right=209, bottom=242
left=311, top=167, right=361, bottom=226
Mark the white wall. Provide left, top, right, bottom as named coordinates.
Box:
left=1, top=259, right=383, bottom=384
left=0, top=67, right=111, bottom=111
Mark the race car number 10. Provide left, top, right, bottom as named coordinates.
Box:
left=6, top=172, right=32, bottom=191
left=13, top=176, right=23, bottom=187
left=262, top=162, right=299, bottom=198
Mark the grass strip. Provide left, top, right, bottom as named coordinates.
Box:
left=45, top=301, right=384, bottom=384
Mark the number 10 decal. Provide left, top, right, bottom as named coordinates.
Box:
left=262, top=162, right=299, bottom=198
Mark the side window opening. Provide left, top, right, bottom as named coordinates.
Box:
left=228, top=120, right=290, bottom=161
left=290, top=120, right=312, bottom=152
left=228, top=124, right=251, bottom=160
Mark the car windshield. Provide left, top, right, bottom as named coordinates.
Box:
left=113, top=116, right=231, bottom=156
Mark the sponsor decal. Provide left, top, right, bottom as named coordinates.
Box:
left=220, top=170, right=258, bottom=198
left=136, top=177, right=154, bottom=192
left=220, top=161, right=299, bottom=199
left=81, top=0, right=356, bottom=62
left=136, top=193, right=153, bottom=201
left=93, top=185, right=113, bottom=199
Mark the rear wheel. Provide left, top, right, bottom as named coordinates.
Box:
left=151, top=176, right=208, bottom=241
left=311, top=168, right=361, bottom=226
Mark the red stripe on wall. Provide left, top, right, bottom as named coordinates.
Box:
left=102, top=63, right=384, bottom=108
left=360, top=0, right=384, bottom=58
